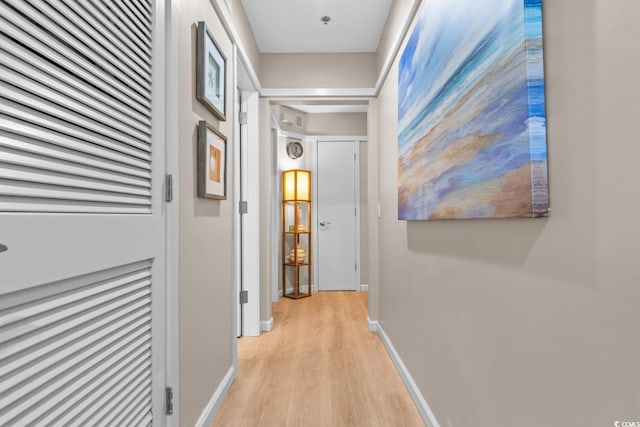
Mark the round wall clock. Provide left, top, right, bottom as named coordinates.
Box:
left=286, top=140, right=304, bottom=159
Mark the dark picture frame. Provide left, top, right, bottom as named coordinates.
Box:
left=197, top=121, right=227, bottom=199
left=196, top=21, right=226, bottom=121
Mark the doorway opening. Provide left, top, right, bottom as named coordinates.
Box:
left=269, top=101, right=369, bottom=309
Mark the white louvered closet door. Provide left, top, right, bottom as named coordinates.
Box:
left=0, top=0, right=167, bottom=425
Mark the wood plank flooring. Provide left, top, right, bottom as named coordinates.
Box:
left=211, top=292, right=425, bottom=427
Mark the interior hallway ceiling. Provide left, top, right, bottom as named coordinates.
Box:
left=240, top=0, right=393, bottom=53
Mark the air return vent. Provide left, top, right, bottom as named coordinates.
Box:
left=0, top=0, right=153, bottom=214
left=280, top=111, right=304, bottom=129
left=0, top=260, right=154, bottom=426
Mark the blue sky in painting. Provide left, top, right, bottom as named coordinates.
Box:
left=397, top=0, right=548, bottom=219
left=399, top=0, right=523, bottom=153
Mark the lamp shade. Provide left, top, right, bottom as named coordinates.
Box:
left=283, top=169, right=311, bottom=201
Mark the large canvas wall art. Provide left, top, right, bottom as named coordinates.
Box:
left=398, top=0, right=549, bottom=220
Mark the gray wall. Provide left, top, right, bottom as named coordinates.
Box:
left=178, top=2, right=235, bottom=425
left=372, top=1, right=640, bottom=426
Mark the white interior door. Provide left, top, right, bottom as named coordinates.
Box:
left=0, top=0, right=166, bottom=424
left=316, top=140, right=358, bottom=291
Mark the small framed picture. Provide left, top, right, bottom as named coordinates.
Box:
left=196, top=21, right=226, bottom=121
left=197, top=121, right=227, bottom=199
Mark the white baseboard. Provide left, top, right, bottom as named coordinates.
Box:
left=374, top=322, right=441, bottom=427
left=360, top=284, right=369, bottom=292
left=194, top=365, right=236, bottom=427
left=261, top=317, right=273, bottom=332
left=366, top=316, right=379, bottom=332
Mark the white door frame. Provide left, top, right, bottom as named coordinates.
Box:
left=234, top=54, right=261, bottom=338
left=165, top=0, right=180, bottom=424
left=312, top=137, right=365, bottom=292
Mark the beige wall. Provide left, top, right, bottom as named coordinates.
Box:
left=375, top=0, right=418, bottom=77
left=359, top=140, right=369, bottom=286
left=367, top=99, right=380, bottom=319
left=373, top=1, right=640, bottom=426
left=305, top=112, right=367, bottom=136
left=261, top=53, right=377, bottom=88
left=178, top=2, right=235, bottom=425
left=230, top=0, right=261, bottom=77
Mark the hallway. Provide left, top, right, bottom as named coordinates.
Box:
left=212, top=292, right=424, bottom=426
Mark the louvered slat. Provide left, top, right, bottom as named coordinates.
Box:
left=75, top=0, right=152, bottom=70
left=123, top=399, right=154, bottom=427
left=134, top=0, right=153, bottom=17
left=0, top=198, right=151, bottom=214
left=63, top=361, right=151, bottom=425
left=0, top=49, right=152, bottom=137
left=0, top=16, right=150, bottom=120
left=0, top=130, right=151, bottom=180
left=1, top=102, right=152, bottom=163
left=102, top=1, right=152, bottom=50
left=7, top=0, right=151, bottom=102
left=1, top=36, right=151, bottom=128
left=114, top=1, right=153, bottom=40
left=0, top=6, right=151, bottom=111
left=0, top=0, right=154, bottom=214
left=88, top=0, right=152, bottom=58
left=57, top=0, right=152, bottom=73
left=1, top=82, right=151, bottom=153
left=41, top=0, right=152, bottom=85
left=83, top=375, right=151, bottom=426
left=0, top=262, right=153, bottom=426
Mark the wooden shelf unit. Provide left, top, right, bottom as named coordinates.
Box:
left=281, top=170, right=312, bottom=299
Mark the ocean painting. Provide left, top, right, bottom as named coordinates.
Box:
left=398, top=0, right=549, bottom=220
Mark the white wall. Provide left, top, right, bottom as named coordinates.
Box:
left=178, top=1, right=235, bottom=425
left=372, top=1, right=640, bottom=426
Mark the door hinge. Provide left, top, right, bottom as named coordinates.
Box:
left=355, top=207, right=357, bottom=216
left=240, top=290, right=248, bottom=304
left=239, top=111, right=248, bottom=125
left=165, top=387, right=174, bottom=415
left=355, top=262, right=358, bottom=271
left=239, top=201, right=248, bottom=214
left=354, top=153, right=356, bottom=162
left=165, top=174, right=173, bottom=202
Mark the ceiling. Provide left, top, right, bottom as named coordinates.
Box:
left=240, top=0, right=394, bottom=53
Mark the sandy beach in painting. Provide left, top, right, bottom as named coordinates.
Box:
left=398, top=0, right=548, bottom=220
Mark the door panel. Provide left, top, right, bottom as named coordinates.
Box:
left=0, top=0, right=164, bottom=424
left=317, top=140, right=357, bottom=291
left=0, top=261, right=153, bottom=426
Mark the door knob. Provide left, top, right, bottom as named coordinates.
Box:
left=0, top=244, right=7, bottom=253
left=320, top=221, right=331, bottom=227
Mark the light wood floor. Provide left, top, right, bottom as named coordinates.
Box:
left=212, top=292, right=425, bottom=427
